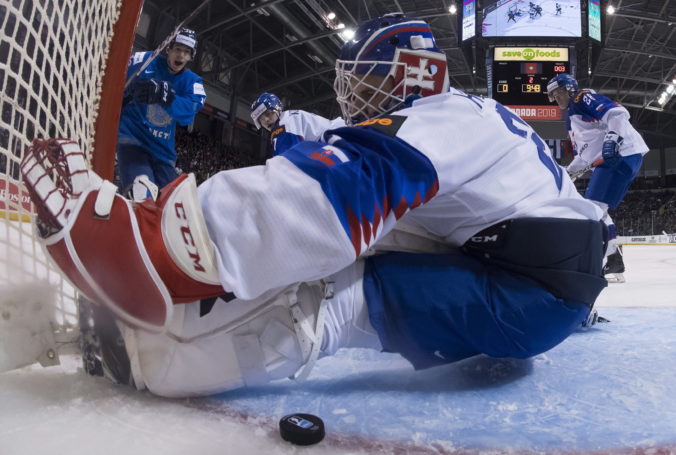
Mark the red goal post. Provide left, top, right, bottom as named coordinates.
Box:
left=0, top=0, right=143, bottom=347
left=94, top=0, right=145, bottom=181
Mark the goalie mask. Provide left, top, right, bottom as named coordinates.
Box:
left=334, top=14, right=449, bottom=124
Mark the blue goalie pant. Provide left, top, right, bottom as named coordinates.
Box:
left=363, top=251, right=591, bottom=370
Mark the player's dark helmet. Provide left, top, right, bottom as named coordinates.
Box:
left=334, top=13, right=449, bottom=124
left=250, top=93, right=283, bottom=129
left=546, top=73, right=578, bottom=102
left=170, top=27, right=198, bottom=57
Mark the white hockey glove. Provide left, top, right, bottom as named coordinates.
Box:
left=20, top=139, right=225, bottom=332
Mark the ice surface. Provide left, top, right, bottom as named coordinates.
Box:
left=1, top=245, right=676, bottom=454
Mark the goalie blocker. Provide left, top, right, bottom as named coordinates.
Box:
left=20, top=139, right=225, bottom=332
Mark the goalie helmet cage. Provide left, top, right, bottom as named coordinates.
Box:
left=0, top=0, right=143, bottom=346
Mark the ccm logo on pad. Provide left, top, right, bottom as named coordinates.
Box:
left=174, top=201, right=206, bottom=272
left=469, top=235, right=498, bottom=243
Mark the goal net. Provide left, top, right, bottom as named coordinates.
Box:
left=0, top=0, right=142, bottom=368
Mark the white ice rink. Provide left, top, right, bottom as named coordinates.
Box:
left=1, top=245, right=676, bottom=454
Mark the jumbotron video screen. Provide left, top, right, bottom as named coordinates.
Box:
left=482, top=0, right=582, bottom=37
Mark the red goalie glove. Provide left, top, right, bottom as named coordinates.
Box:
left=20, top=139, right=225, bottom=332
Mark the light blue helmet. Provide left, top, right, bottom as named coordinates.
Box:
left=250, top=93, right=283, bottom=129
left=546, top=73, right=579, bottom=102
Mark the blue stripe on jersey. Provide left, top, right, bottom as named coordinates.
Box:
left=282, top=127, right=439, bottom=255
left=272, top=131, right=303, bottom=156
left=568, top=90, right=619, bottom=122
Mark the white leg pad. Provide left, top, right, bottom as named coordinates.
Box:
left=321, top=261, right=382, bottom=356
left=127, top=283, right=326, bottom=397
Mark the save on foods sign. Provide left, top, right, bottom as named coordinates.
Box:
left=0, top=177, right=32, bottom=222
left=495, top=47, right=568, bottom=61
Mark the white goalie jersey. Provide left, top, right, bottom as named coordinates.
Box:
left=199, top=89, right=604, bottom=300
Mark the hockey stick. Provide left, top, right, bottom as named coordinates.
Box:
left=569, top=158, right=604, bottom=182
left=123, top=0, right=212, bottom=90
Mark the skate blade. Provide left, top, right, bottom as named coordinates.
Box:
left=605, top=273, right=626, bottom=283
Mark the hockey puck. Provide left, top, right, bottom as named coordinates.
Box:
left=279, top=413, right=325, bottom=445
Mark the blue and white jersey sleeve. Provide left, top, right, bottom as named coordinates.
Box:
left=198, top=130, right=438, bottom=299
left=602, top=104, right=649, bottom=157
left=567, top=90, right=648, bottom=165
left=197, top=90, right=602, bottom=300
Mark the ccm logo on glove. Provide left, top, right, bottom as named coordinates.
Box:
left=133, top=78, right=175, bottom=107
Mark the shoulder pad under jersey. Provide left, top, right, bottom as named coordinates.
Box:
left=570, top=90, right=618, bottom=120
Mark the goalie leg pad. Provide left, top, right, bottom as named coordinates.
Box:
left=136, top=173, right=224, bottom=303
left=129, top=283, right=327, bottom=397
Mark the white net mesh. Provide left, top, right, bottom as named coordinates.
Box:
left=0, top=0, right=125, bottom=338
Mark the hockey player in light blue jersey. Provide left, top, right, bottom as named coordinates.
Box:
left=547, top=73, right=649, bottom=280
left=117, top=27, right=206, bottom=193
left=23, top=15, right=609, bottom=397
left=250, top=92, right=345, bottom=156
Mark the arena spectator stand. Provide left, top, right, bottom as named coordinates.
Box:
left=175, top=127, right=264, bottom=184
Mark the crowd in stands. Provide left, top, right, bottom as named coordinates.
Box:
left=175, top=128, right=264, bottom=184
left=609, top=189, right=676, bottom=236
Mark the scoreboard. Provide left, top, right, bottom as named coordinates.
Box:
left=493, top=61, right=570, bottom=104
left=490, top=47, right=571, bottom=121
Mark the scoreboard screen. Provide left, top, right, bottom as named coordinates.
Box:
left=490, top=47, right=571, bottom=121
left=492, top=60, right=569, bottom=106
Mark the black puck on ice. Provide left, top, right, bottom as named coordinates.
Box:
left=279, top=413, right=325, bottom=446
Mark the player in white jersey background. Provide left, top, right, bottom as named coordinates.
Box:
left=547, top=73, right=649, bottom=281
left=21, top=14, right=609, bottom=397
left=250, top=92, right=345, bottom=156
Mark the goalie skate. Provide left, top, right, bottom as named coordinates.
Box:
left=580, top=308, right=610, bottom=328
left=603, top=245, right=626, bottom=283
left=605, top=273, right=625, bottom=283
left=78, top=296, right=134, bottom=386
